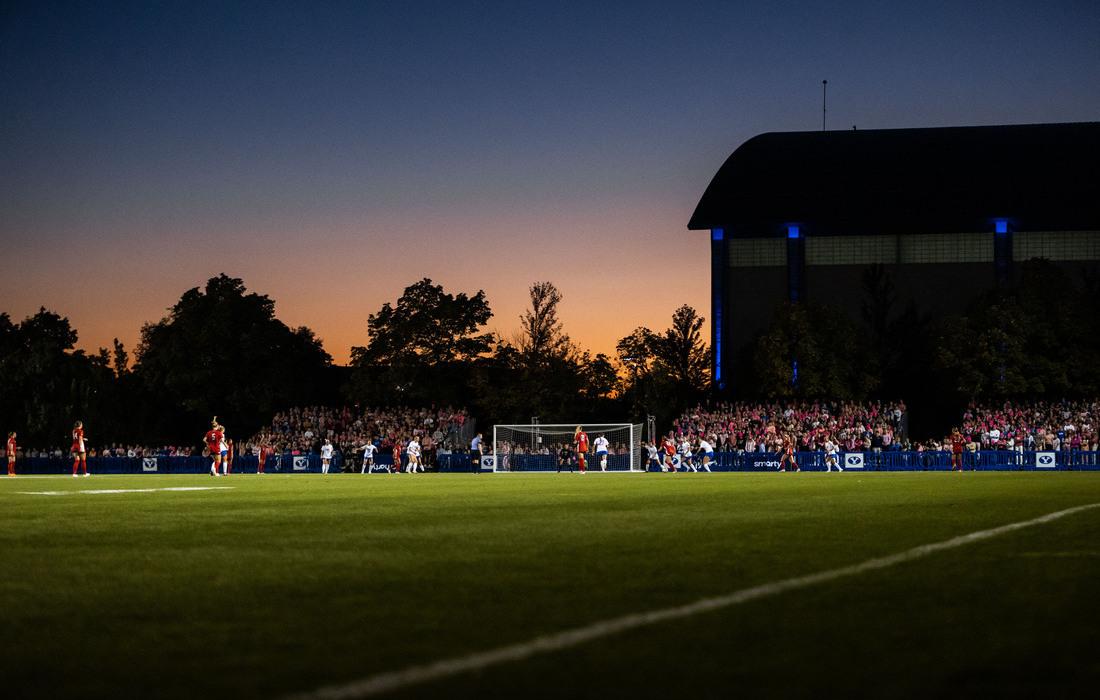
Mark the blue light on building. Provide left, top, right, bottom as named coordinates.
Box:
left=787, top=224, right=801, bottom=239
left=711, top=228, right=726, bottom=390
left=995, top=219, right=1009, bottom=234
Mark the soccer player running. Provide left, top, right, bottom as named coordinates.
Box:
left=361, top=439, right=378, bottom=474
left=405, top=436, right=422, bottom=474
left=679, top=436, right=696, bottom=471
left=661, top=435, right=677, bottom=472
left=593, top=433, right=610, bottom=471
left=697, top=435, right=715, bottom=472
left=574, top=426, right=589, bottom=474
left=778, top=433, right=799, bottom=472
left=6, top=431, right=16, bottom=477
left=204, top=419, right=224, bottom=477
left=71, top=420, right=89, bottom=477
left=321, top=439, right=334, bottom=475
left=824, top=437, right=843, bottom=472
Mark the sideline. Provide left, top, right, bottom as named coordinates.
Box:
left=17, top=486, right=236, bottom=496
left=290, top=502, right=1100, bottom=699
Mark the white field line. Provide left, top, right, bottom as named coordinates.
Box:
left=17, top=486, right=235, bottom=496
left=291, top=502, right=1100, bottom=700
left=3, top=474, right=267, bottom=479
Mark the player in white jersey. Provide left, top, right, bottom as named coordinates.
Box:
left=361, top=440, right=378, bottom=474
left=679, top=438, right=695, bottom=471
left=405, top=437, right=422, bottom=473
left=697, top=437, right=715, bottom=472
left=824, top=439, right=843, bottom=472
left=321, top=439, right=334, bottom=474
left=593, top=434, right=610, bottom=471
left=645, top=442, right=661, bottom=472
left=219, top=435, right=230, bottom=475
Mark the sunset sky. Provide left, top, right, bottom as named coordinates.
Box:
left=3, top=1, right=1099, bottom=364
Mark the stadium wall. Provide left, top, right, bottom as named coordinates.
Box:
left=13, top=451, right=1099, bottom=474
left=14, top=453, right=482, bottom=475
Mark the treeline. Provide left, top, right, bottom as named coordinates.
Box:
left=344, top=279, right=710, bottom=430
left=0, top=275, right=709, bottom=447
left=0, top=276, right=338, bottom=448
left=740, top=259, right=1100, bottom=436
left=4, top=260, right=1098, bottom=447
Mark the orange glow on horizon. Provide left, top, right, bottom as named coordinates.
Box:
left=2, top=202, right=709, bottom=369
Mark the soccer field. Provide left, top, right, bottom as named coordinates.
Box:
left=2, top=473, right=1099, bottom=699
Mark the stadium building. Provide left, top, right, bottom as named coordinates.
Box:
left=688, top=121, right=1100, bottom=392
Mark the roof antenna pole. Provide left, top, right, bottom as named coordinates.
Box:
left=822, top=79, right=828, bottom=131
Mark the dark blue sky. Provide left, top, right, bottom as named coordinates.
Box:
left=2, top=1, right=1098, bottom=361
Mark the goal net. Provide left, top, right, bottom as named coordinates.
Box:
left=491, top=423, right=644, bottom=472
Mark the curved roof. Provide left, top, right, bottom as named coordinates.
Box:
left=688, top=122, right=1100, bottom=236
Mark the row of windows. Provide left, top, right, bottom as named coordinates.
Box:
left=727, top=239, right=785, bottom=267
left=727, top=232, right=1100, bottom=268
left=1015, top=231, right=1100, bottom=261
left=805, top=233, right=994, bottom=265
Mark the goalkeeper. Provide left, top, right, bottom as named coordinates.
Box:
left=557, top=443, right=575, bottom=473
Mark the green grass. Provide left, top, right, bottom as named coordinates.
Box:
left=2, top=472, right=1099, bottom=698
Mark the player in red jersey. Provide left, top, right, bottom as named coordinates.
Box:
left=661, top=435, right=677, bottom=472
left=950, top=428, right=965, bottom=471
left=574, top=426, right=589, bottom=473
left=6, top=432, right=16, bottom=477
left=71, top=420, right=89, bottom=476
left=778, top=433, right=799, bottom=472
left=257, top=443, right=268, bottom=474
left=392, top=441, right=402, bottom=473
left=225, top=438, right=234, bottom=475
left=204, top=418, right=224, bottom=477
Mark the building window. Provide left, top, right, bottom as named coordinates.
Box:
left=1014, top=231, right=1100, bottom=261
left=805, top=233, right=994, bottom=265
left=728, top=238, right=785, bottom=267
left=806, top=235, right=897, bottom=265
left=899, top=233, right=992, bottom=263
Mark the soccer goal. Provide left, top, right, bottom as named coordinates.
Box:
left=491, top=423, right=644, bottom=472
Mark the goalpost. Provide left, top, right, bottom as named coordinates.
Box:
left=491, top=423, right=644, bottom=472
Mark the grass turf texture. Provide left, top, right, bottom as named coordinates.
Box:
left=2, top=473, right=1099, bottom=699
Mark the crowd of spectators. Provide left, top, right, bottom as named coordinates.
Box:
left=670, top=401, right=908, bottom=453
left=1, top=406, right=471, bottom=464
left=244, top=405, right=472, bottom=463
left=9, top=400, right=1100, bottom=464
left=1, top=444, right=195, bottom=459
left=951, top=400, right=1099, bottom=453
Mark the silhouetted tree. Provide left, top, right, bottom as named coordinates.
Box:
left=112, top=338, right=130, bottom=377
left=750, top=302, right=877, bottom=399
left=616, top=306, right=709, bottom=426
left=655, top=305, right=710, bottom=398
left=134, top=274, right=332, bottom=441
left=932, top=259, right=1100, bottom=400
left=0, top=308, right=114, bottom=446
left=579, top=352, right=620, bottom=403
left=488, top=281, right=586, bottom=422
left=347, top=278, right=493, bottom=405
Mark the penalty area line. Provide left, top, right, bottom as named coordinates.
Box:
left=289, top=501, right=1100, bottom=700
